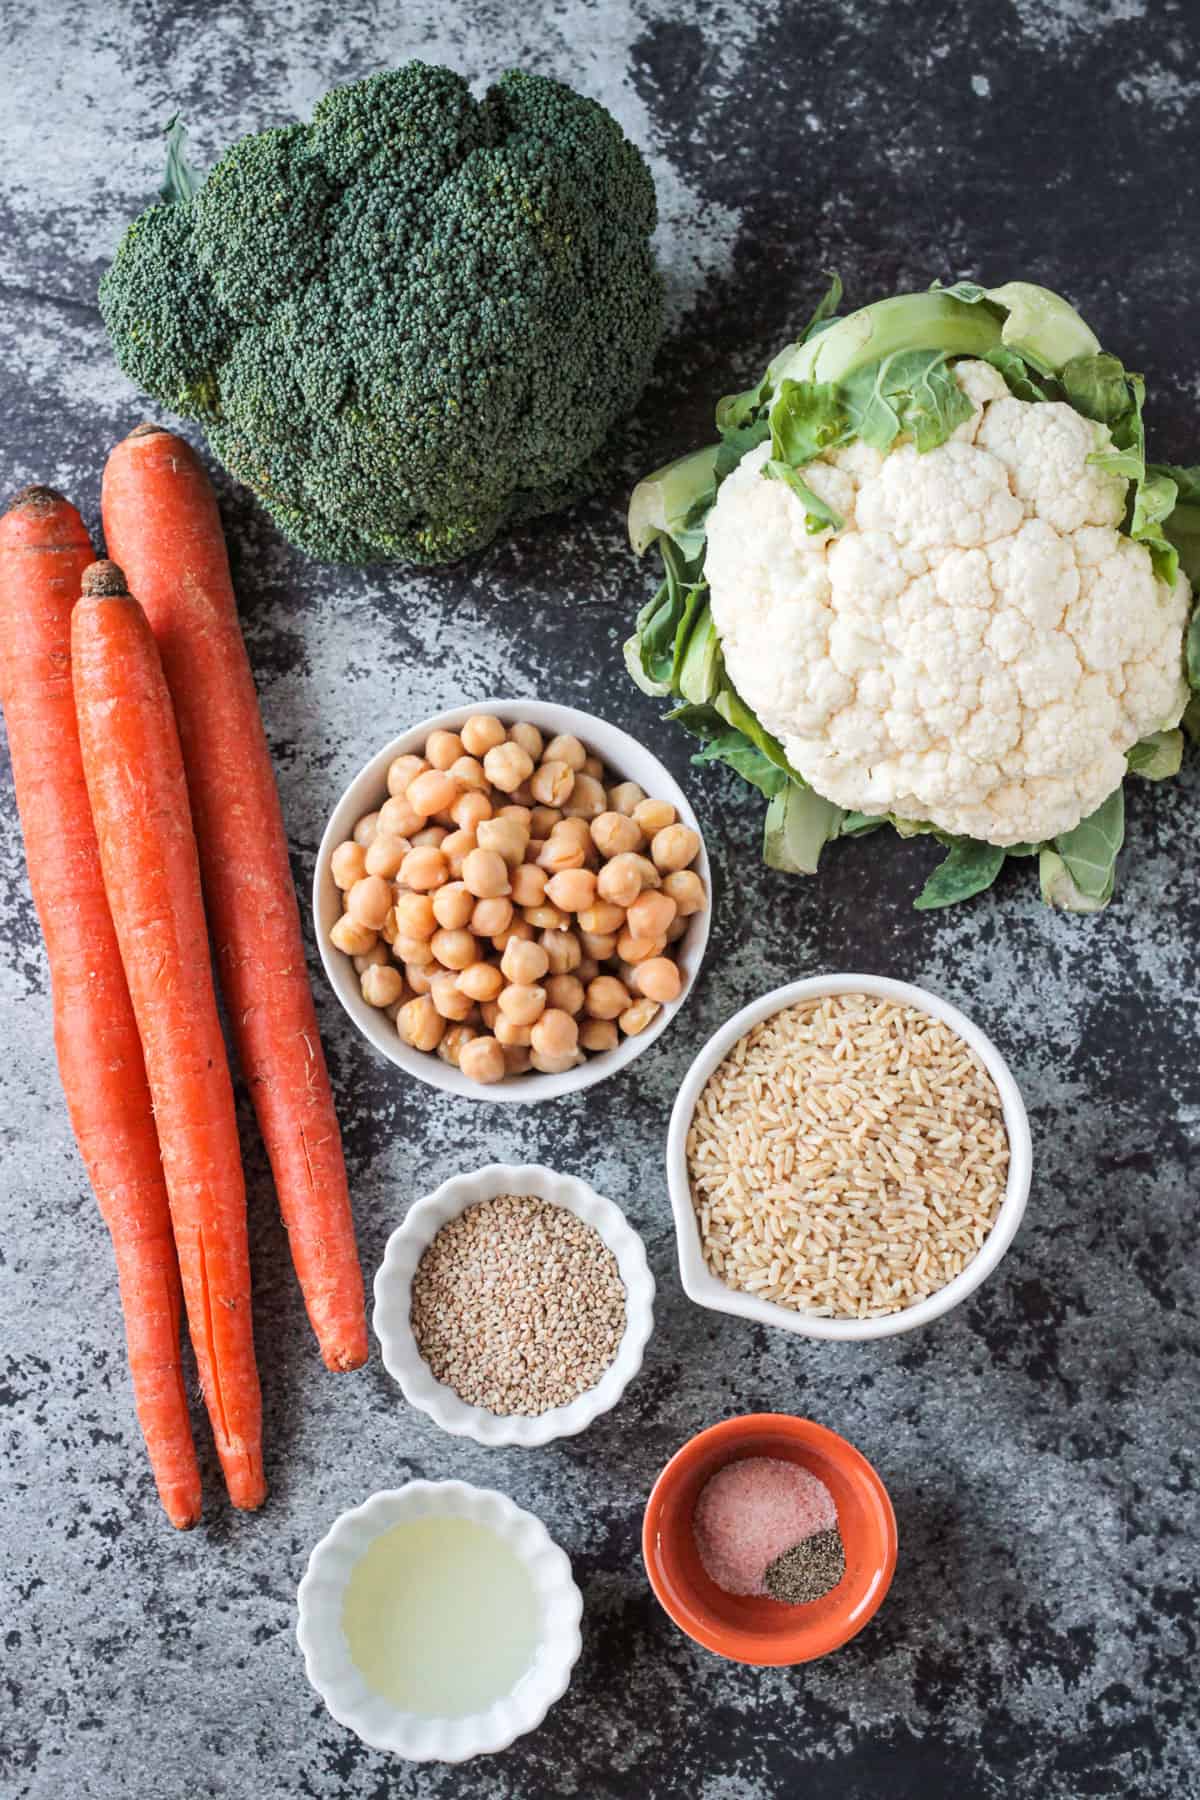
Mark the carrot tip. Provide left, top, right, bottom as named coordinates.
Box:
left=81, top=559, right=130, bottom=598
left=6, top=483, right=70, bottom=517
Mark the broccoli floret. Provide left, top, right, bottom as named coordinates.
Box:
left=99, top=64, right=664, bottom=565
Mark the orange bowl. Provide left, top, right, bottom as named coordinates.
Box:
left=642, top=1414, right=897, bottom=1665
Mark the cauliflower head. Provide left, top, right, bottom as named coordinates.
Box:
left=705, top=361, right=1191, bottom=846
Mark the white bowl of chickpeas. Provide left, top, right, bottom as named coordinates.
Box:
left=314, top=700, right=711, bottom=1102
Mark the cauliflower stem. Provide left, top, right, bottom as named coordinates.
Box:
left=625, top=275, right=1200, bottom=912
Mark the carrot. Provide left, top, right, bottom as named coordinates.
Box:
left=102, top=427, right=366, bottom=1372
left=72, top=561, right=265, bottom=1512
left=0, top=491, right=201, bottom=1529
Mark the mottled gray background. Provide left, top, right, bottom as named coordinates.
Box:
left=2, top=2, right=1198, bottom=1797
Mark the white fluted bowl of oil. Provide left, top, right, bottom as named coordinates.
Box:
left=296, top=1481, right=583, bottom=1761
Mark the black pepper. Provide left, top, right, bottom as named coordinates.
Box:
left=763, top=1527, right=846, bottom=1605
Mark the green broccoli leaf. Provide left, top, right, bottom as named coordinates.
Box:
left=1052, top=787, right=1124, bottom=902
left=768, top=380, right=851, bottom=467
left=160, top=115, right=205, bottom=205
left=841, top=348, right=975, bottom=453
left=1127, top=730, right=1184, bottom=780
left=1149, top=463, right=1200, bottom=588
left=983, top=345, right=1056, bottom=403
left=946, top=281, right=1100, bottom=373
left=676, top=601, right=724, bottom=705
left=1066, top=362, right=1181, bottom=586
left=1060, top=352, right=1134, bottom=431
left=1039, top=849, right=1113, bottom=914
left=839, top=810, right=888, bottom=837
left=763, top=783, right=844, bottom=874
left=623, top=538, right=703, bottom=696
left=913, top=839, right=1006, bottom=911
left=691, top=730, right=789, bottom=797
left=763, top=461, right=844, bottom=533
left=801, top=271, right=844, bottom=342
left=712, top=682, right=799, bottom=780
left=1183, top=693, right=1200, bottom=744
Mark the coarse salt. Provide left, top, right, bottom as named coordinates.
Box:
left=692, top=1456, right=837, bottom=1597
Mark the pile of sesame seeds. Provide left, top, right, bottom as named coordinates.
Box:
left=409, top=1193, right=627, bottom=1415
left=687, top=993, right=1010, bottom=1319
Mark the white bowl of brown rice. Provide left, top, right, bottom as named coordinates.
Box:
left=373, top=1163, right=656, bottom=1445
left=667, top=975, right=1031, bottom=1341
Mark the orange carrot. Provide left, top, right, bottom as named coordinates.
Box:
left=102, top=427, right=366, bottom=1371
left=72, top=561, right=265, bottom=1511
left=0, top=492, right=201, bottom=1528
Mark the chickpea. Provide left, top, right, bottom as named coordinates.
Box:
left=531, top=1009, right=578, bottom=1060
left=636, top=956, right=683, bottom=1003
left=501, top=937, right=550, bottom=985
left=530, top=760, right=575, bottom=807
left=578, top=901, right=625, bottom=936
left=632, top=854, right=663, bottom=890
left=429, top=971, right=475, bottom=1021
left=353, top=810, right=381, bottom=848
left=531, top=1049, right=583, bottom=1075
left=424, top=729, right=464, bottom=772
left=331, top=840, right=367, bottom=890
left=666, top=915, right=689, bottom=943
left=617, top=929, right=666, bottom=965
left=529, top=805, right=562, bottom=838
left=627, top=889, right=677, bottom=941
left=449, top=787, right=493, bottom=832
left=579, top=929, right=618, bottom=961
left=510, top=863, right=547, bottom=908
left=431, top=928, right=477, bottom=972
left=585, top=975, right=631, bottom=1020
left=562, top=773, right=606, bottom=820
left=330, top=915, right=377, bottom=956
left=399, top=846, right=449, bottom=892
left=525, top=839, right=547, bottom=864
left=440, top=827, right=476, bottom=880
left=541, top=929, right=581, bottom=975
left=607, top=780, right=645, bottom=816
left=545, top=868, right=597, bottom=914
left=524, top=903, right=570, bottom=932
left=385, top=996, right=406, bottom=1023
left=353, top=942, right=390, bottom=972
left=492, top=918, right=534, bottom=952
left=462, top=846, right=511, bottom=899
left=405, top=961, right=434, bottom=996
left=543, top=733, right=586, bottom=771
left=584, top=754, right=606, bottom=780
left=579, top=1017, right=619, bottom=1055
left=437, top=1023, right=478, bottom=1067
left=361, top=964, right=404, bottom=1008
left=483, top=741, right=534, bottom=794
left=537, top=833, right=585, bottom=875
left=545, top=974, right=584, bottom=1015
left=387, top=754, right=428, bottom=798
left=449, top=754, right=489, bottom=793
left=394, top=933, right=434, bottom=967
left=476, top=816, right=527, bottom=868
left=461, top=714, right=507, bottom=758
left=495, top=1014, right=533, bottom=1048
left=664, top=869, right=707, bottom=917
left=406, top=769, right=459, bottom=819
left=457, top=961, right=504, bottom=1003
left=619, top=997, right=661, bottom=1036
left=651, top=823, right=701, bottom=873
left=480, top=998, right=500, bottom=1028
left=497, top=803, right=533, bottom=829
left=498, top=983, right=547, bottom=1027
left=509, top=721, right=544, bottom=761
left=590, top=811, right=641, bottom=859
left=347, top=874, right=392, bottom=930
left=576, top=955, right=600, bottom=983
left=396, top=995, right=445, bottom=1052
left=432, top=881, right=474, bottom=931
left=380, top=908, right=399, bottom=947
left=393, top=890, right=437, bottom=940
left=365, top=832, right=410, bottom=879
left=379, top=795, right=422, bottom=839
left=411, top=826, right=448, bottom=849
left=459, top=1035, right=506, bottom=1084
left=597, top=853, right=645, bottom=908
left=510, top=779, right=536, bottom=807
left=470, top=896, right=513, bottom=937
left=502, top=1044, right=532, bottom=1075
left=634, top=797, right=677, bottom=837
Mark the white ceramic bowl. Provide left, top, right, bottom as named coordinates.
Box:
left=296, top=1480, right=582, bottom=1761
left=667, top=973, right=1032, bottom=1341
left=314, top=697, right=711, bottom=1103
left=373, top=1162, right=655, bottom=1446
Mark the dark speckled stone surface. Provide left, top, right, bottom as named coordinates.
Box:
left=2, top=2, right=1199, bottom=1796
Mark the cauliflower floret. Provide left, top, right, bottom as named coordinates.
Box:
left=705, top=364, right=1192, bottom=846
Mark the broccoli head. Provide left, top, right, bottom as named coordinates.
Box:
left=99, top=64, right=664, bottom=564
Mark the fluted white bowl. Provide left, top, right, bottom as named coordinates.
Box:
left=296, top=1481, right=582, bottom=1761
left=373, top=1162, right=655, bottom=1447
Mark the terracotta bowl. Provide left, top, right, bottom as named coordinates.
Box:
left=642, top=1413, right=897, bottom=1665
